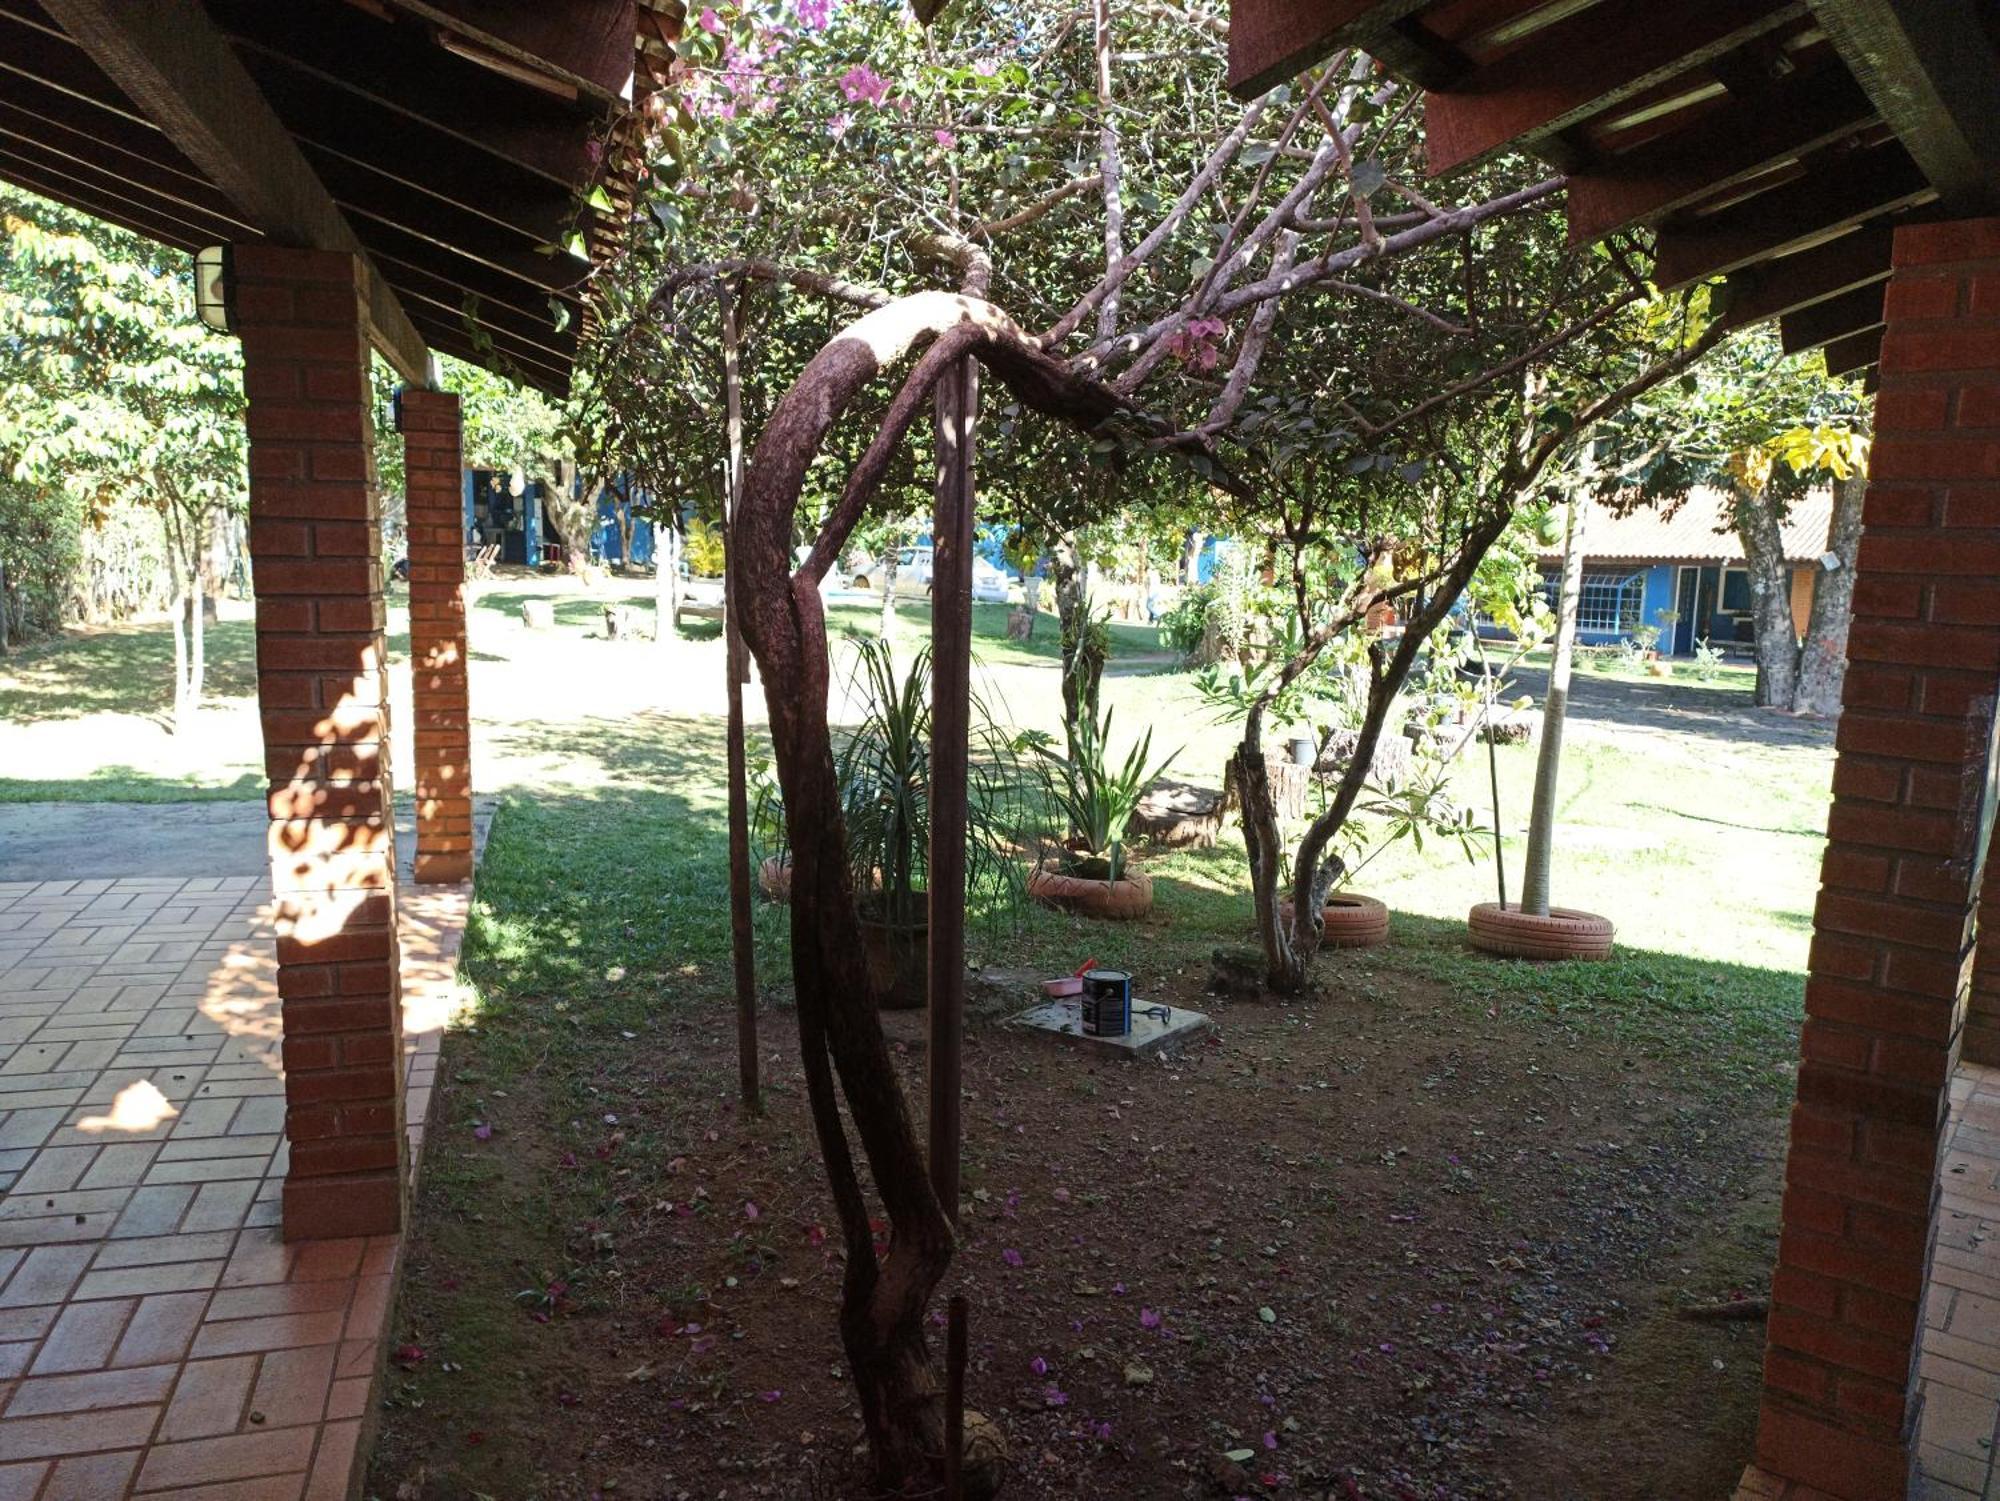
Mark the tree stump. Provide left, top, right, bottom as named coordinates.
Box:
left=521, top=599, right=554, bottom=630
left=1224, top=753, right=1310, bottom=824
left=1006, top=608, right=1035, bottom=641
left=1316, top=725, right=1413, bottom=790
left=603, top=604, right=647, bottom=640
left=1126, top=778, right=1225, bottom=849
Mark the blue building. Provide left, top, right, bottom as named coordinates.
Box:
left=461, top=469, right=660, bottom=569
left=1536, top=487, right=1835, bottom=655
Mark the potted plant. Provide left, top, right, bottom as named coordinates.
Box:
left=1021, top=702, right=1178, bottom=920
left=836, top=639, right=1024, bottom=1007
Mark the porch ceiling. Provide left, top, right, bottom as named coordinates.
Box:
left=0, top=0, right=676, bottom=393
left=1223, top=0, right=2000, bottom=381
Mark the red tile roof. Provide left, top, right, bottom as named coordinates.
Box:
left=1538, top=487, right=1836, bottom=567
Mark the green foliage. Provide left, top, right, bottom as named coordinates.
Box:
left=0, top=482, right=81, bottom=643
left=1018, top=702, right=1178, bottom=883
left=833, top=638, right=1025, bottom=921
left=0, top=186, right=246, bottom=563
left=684, top=517, right=728, bottom=577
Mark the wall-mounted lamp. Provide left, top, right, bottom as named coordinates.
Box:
left=193, top=245, right=234, bottom=333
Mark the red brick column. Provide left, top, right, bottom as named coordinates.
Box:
left=236, top=245, right=407, bottom=1241
left=1966, top=837, right=2000, bottom=1064
left=1751, top=217, right=2000, bottom=1499
left=398, top=389, right=474, bottom=884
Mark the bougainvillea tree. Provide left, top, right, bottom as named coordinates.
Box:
left=570, top=0, right=1748, bottom=1486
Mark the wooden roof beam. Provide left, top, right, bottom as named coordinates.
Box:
left=388, top=0, right=635, bottom=104
left=1779, top=280, right=1885, bottom=353
left=1811, top=0, right=2000, bottom=213
left=1423, top=0, right=1810, bottom=176
left=1822, top=325, right=1881, bottom=376
left=36, top=0, right=432, bottom=386
left=1225, top=1, right=1458, bottom=100
left=1565, top=67, right=1876, bottom=244
left=1651, top=141, right=1930, bottom=288
left=1716, top=225, right=1893, bottom=328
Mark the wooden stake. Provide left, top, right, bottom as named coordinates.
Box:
left=944, top=1293, right=969, bottom=1501
left=719, top=281, right=758, bottom=1114
left=928, top=356, right=976, bottom=1222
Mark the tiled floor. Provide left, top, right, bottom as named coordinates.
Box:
left=0, top=872, right=468, bottom=1500
left=1736, top=1062, right=2000, bottom=1500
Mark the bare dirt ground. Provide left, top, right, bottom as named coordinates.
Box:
left=371, top=957, right=1784, bottom=1501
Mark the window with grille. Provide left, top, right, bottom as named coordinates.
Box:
left=1540, top=569, right=1646, bottom=633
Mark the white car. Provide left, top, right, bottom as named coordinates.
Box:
left=849, top=546, right=1011, bottom=603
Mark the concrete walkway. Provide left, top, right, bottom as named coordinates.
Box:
left=0, top=816, right=474, bottom=1498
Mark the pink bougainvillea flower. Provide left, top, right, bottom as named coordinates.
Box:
left=1112, top=1281, right=1127, bottom=1296
left=826, top=112, right=853, bottom=140
left=1030, top=1355, right=1048, bottom=1376
left=1042, top=1384, right=1069, bottom=1407
left=1263, top=1432, right=1279, bottom=1450
left=973, top=57, right=999, bottom=76
left=934, top=129, right=958, bottom=150
left=839, top=64, right=888, bottom=106
left=744, top=1201, right=761, bottom=1221
left=394, top=1344, right=425, bottom=1368
left=759, top=1389, right=783, bottom=1402
left=699, top=6, right=723, bottom=31
left=1091, top=1420, right=1113, bottom=1441
left=806, top=1222, right=827, bottom=1247
left=472, top=1122, right=493, bottom=1141
left=1002, top=1248, right=1024, bottom=1267
left=795, top=0, right=832, bottom=30
left=1139, top=1308, right=1161, bottom=1329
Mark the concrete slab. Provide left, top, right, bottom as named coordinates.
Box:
left=0, top=800, right=499, bottom=886
left=1006, top=998, right=1215, bottom=1059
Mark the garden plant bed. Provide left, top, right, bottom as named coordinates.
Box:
left=369, top=931, right=1789, bottom=1501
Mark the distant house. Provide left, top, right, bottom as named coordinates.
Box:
left=1537, top=487, right=1835, bottom=656
left=460, top=468, right=658, bottom=569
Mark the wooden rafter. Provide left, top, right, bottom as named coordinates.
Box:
left=1778, top=279, right=1885, bottom=353
left=1422, top=0, right=1810, bottom=176
left=1651, top=140, right=1930, bottom=288
left=1822, top=324, right=1882, bottom=375
left=36, top=0, right=432, bottom=385
left=1811, top=0, right=2000, bottom=213
left=1565, top=65, right=1876, bottom=243
left=1224, top=0, right=1453, bottom=100
left=1716, top=225, right=1894, bottom=329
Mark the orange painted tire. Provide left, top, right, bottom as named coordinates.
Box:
left=1027, top=867, right=1153, bottom=920
left=1466, top=901, right=1614, bottom=961
left=757, top=855, right=792, bottom=904
left=1276, top=893, right=1390, bottom=949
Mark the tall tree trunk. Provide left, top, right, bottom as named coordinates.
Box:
left=1791, top=473, right=1866, bottom=716
left=545, top=464, right=604, bottom=580
left=1182, top=529, right=1204, bottom=586
left=1051, top=536, right=1103, bottom=758
left=0, top=558, right=11, bottom=654
left=1520, top=494, right=1585, bottom=917
left=1729, top=480, right=1801, bottom=709
left=879, top=547, right=899, bottom=638
left=170, top=584, right=189, bottom=732
left=655, top=522, right=683, bottom=643
left=718, top=281, right=758, bottom=1113
left=616, top=505, right=637, bottom=574
left=186, top=578, right=205, bottom=720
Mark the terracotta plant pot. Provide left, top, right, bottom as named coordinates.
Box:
left=1466, top=900, right=1614, bottom=961
left=859, top=903, right=928, bottom=1009
left=1027, top=865, right=1154, bottom=920
left=1275, top=891, right=1391, bottom=949
left=757, top=855, right=792, bottom=903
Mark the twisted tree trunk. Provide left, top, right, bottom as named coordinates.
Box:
left=1052, top=536, right=1104, bottom=758
left=731, top=291, right=1117, bottom=1492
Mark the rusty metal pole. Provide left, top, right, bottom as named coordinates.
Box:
left=719, top=282, right=759, bottom=1114
left=928, top=356, right=976, bottom=1222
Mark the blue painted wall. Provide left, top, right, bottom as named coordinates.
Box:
left=594, top=484, right=656, bottom=566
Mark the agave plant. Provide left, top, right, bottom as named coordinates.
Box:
left=1021, top=701, right=1178, bottom=884
left=834, top=638, right=1027, bottom=926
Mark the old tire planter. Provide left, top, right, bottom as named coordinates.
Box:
left=1028, top=866, right=1154, bottom=920
left=757, top=855, right=792, bottom=903
left=1466, top=901, right=1614, bottom=961
left=1276, top=892, right=1390, bottom=949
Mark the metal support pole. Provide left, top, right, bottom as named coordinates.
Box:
left=944, top=1293, right=969, bottom=1501
left=719, top=282, right=759, bottom=1114
left=928, top=356, right=976, bottom=1222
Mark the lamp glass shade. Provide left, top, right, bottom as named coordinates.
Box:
left=193, top=246, right=231, bottom=333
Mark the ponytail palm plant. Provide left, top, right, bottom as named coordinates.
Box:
left=1020, top=702, right=1179, bottom=883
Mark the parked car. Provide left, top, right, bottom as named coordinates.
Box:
left=849, top=546, right=1011, bottom=603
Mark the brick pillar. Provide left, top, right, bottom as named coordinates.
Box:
left=1751, top=216, right=2000, bottom=1499
left=398, top=390, right=474, bottom=884
left=236, top=245, right=407, bottom=1241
